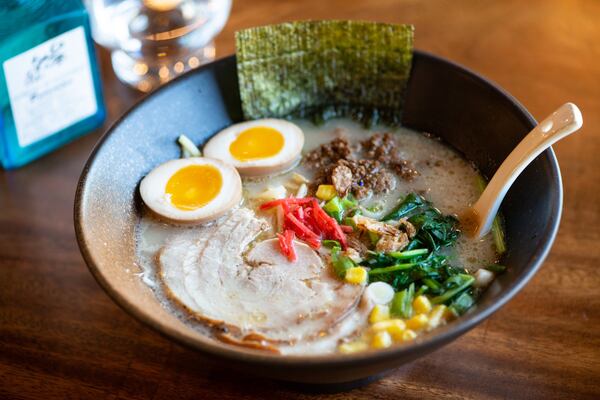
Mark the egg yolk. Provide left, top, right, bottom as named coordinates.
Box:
left=165, top=165, right=222, bottom=210
left=229, top=126, right=284, bottom=161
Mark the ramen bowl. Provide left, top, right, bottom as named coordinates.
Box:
left=74, top=51, right=562, bottom=384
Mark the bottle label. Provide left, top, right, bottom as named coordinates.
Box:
left=3, top=26, right=98, bottom=147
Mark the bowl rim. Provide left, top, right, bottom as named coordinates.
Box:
left=74, top=50, right=563, bottom=368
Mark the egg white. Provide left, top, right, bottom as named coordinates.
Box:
left=140, top=157, right=242, bottom=224
left=203, top=119, right=304, bottom=176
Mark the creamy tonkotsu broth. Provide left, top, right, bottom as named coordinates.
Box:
left=135, top=118, right=501, bottom=355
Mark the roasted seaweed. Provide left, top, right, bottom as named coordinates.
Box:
left=236, top=20, right=414, bottom=126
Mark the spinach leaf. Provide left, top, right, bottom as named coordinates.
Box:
left=430, top=274, right=474, bottom=304
left=382, top=192, right=460, bottom=250
left=448, top=290, right=476, bottom=316
left=409, top=209, right=459, bottom=250
left=382, top=193, right=424, bottom=221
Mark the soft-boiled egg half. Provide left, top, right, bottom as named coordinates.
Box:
left=140, top=157, right=242, bottom=224
left=203, top=119, right=304, bottom=177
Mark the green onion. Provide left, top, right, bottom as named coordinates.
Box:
left=388, top=248, right=429, bottom=259
left=177, top=134, right=201, bottom=157
left=341, top=195, right=357, bottom=209
left=431, top=274, right=475, bottom=304
left=322, top=239, right=341, bottom=248
left=323, top=196, right=344, bottom=222
left=324, top=195, right=357, bottom=223
left=331, top=246, right=354, bottom=278
left=368, top=262, right=416, bottom=276
left=390, top=283, right=415, bottom=318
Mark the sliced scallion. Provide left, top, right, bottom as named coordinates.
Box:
left=177, top=134, right=201, bottom=158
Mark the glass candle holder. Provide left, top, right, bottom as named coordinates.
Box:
left=85, top=0, right=231, bottom=92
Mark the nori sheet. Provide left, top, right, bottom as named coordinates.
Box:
left=235, top=20, right=414, bottom=126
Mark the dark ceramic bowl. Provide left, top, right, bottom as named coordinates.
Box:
left=75, top=51, right=562, bottom=384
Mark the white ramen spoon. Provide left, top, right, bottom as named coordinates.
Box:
left=462, top=102, right=583, bottom=238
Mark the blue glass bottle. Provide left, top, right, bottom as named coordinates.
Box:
left=0, top=0, right=105, bottom=169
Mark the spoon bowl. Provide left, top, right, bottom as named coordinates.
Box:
left=463, top=102, right=582, bottom=238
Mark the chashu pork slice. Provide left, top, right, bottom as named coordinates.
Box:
left=158, top=207, right=364, bottom=347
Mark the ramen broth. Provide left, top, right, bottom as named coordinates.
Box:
left=135, top=119, right=499, bottom=354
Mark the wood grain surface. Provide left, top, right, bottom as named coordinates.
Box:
left=1, top=1, right=599, bottom=399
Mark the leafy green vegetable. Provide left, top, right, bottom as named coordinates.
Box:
left=423, top=278, right=443, bottom=294
left=362, top=251, right=396, bottom=268
left=381, top=192, right=460, bottom=251
left=330, top=246, right=354, bottom=278
left=416, top=285, right=429, bottom=296
left=390, top=283, right=415, bottom=318
left=449, top=290, right=476, bottom=316
left=408, top=209, right=459, bottom=251
left=485, top=264, right=507, bottom=274
left=368, top=262, right=417, bottom=276
left=382, top=193, right=424, bottom=221
left=388, top=248, right=429, bottom=259
left=367, top=252, right=454, bottom=291
left=476, top=175, right=507, bottom=254
left=362, top=248, right=428, bottom=269
left=430, top=274, right=475, bottom=304
left=235, top=21, right=414, bottom=126
left=491, top=216, right=507, bottom=254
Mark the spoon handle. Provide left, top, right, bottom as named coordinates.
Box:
left=471, top=102, right=583, bottom=238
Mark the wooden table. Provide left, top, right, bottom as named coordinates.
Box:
left=1, top=1, right=599, bottom=398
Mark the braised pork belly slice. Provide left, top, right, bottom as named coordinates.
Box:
left=158, top=207, right=364, bottom=352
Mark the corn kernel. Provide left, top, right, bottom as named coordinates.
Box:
left=369, top=304, right=390, bottom=324
left=345, top=267, right=368, bottom=285
left=371, top=331, right=392, bottom=349
left=413, top=295, right=432, bottom=314
left=428, top=304, right=448, bottom=330
left=406, top=314, right=429, bottom=330
left=339, top=341, right=368, bottom=354
left=316, top=184, right=337, bottom=201
left=371, top=318, right=405, bottom=332
left=401, top=329, right=417, bottom=342
left=371, top=319, right=406, bottom=341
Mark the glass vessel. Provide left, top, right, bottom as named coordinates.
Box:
left=85, top=0, right=232, bottom=92
left=0, top=0, right=105, bottom=169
